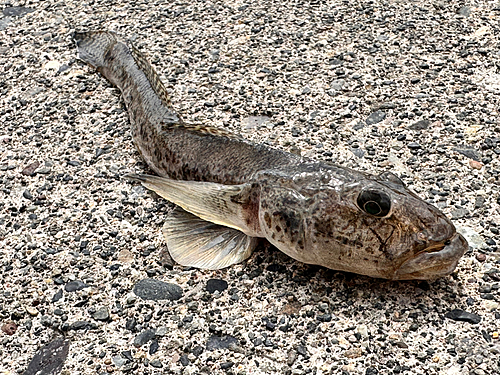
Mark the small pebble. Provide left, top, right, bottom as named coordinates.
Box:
left=149, top=340, right=159, bottom=355
left=394, top=341, right=409, bottom=349
left=3, top=6, right=34, bottom=17
left=64, top=280, right=88, bottom=292
left=451, top=208, right=469, bottom=220
left=220, top=361, right=234, bottom=369
left=112, top=356, right=127, bottom=367
left=23, top=338, right=69, bottom=375
left=133, top=329, right=156, bottom=347
left=407, top=142, right=422, bottom=150
left=344, top=348, right=363, bottom=359
left=150, top=359, right=163, bottom=368
left=206, top=335, right=238, bottom=351
left=52, top=289, right=63, bottom=303
left=121, top=350, right=133, bottom=361
left=206, top=278, right=228, bottom=293
left=133, top=278, right=183, bottom=301
left=457, top=6, right=471, bottom=16
left=21, top=161, right=40, bottom=176
left=1, top=322, right=17, bottom=335
left=365, top=110, right=386, bottom=125
left=179, top=354, right=190, bottom=366
left=408, top=119, right=430, bottom=130
left=476, top=253, right=487, bottom=262
left=475, top=196, right=485, bottom=209
left=453, top=148, right=481, bottom=162
left=25, top=307, right=39, bottom=316
left=92, top=307, right=110, bottom=321
left=23, top=190, right=33, bottom=200
left=69, top=321, right=95, bottom=331
left=445, top=309, right=481, bottom=324
left=67, top=160, right=81, bottom=167
left=469, top=160, right=483, bottom=170
left=297, top=345, right=308, bottom=356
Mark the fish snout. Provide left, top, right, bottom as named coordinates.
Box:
left=392, top=232, right=468, bottom=280
left=418, top=214, right=456, bottom=241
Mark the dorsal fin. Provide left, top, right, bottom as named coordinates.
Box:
left=167, top=122, right=243, bottom=139
left=130, top=43, right=240, bottom=139
left=129, top=43, right=176, bottom=113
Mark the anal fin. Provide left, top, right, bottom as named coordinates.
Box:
left=163, top=207, right=257, bottom=270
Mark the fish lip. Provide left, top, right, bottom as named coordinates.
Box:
left=392, top=233, right=468, bottom=280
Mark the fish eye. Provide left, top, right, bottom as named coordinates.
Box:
left=357, top=189, right=391, bottom=217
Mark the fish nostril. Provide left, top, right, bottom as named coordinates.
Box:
left=417, top=232, right=427, bottom=242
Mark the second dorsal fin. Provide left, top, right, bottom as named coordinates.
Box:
left=130, top=43, right=175, bottom=112
left=130, top=43, right=240, bottom=138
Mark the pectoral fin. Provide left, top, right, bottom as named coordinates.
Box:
left=163, top=207, right=257, bottom=269
left=125, top=174, right=256, bottom=235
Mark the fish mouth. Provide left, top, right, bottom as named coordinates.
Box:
left=392, top=233, right=468, bottom=280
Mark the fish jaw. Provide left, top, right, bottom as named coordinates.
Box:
left=391, top=232, right=468, bottom=280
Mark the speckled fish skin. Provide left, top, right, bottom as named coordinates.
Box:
left=74, top=31, right=467, bottom=280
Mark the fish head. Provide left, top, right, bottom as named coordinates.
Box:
left=308, top=170, right=467, bottom=280
left=368, top=171, right=468, bottom=280
left=258, top=168, right=467, bottom=280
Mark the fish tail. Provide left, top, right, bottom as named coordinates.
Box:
left=73, top=31, right=118, bottom=69
left=73, top=30, right=175, bottom=113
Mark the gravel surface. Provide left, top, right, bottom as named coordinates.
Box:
left=1, top=0, right=500, bottom=374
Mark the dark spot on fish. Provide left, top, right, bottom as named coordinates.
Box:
left=332, top=235, right=363, bottom=249
left=282, top=195, right=300, bottom=206
left=275, top=225, right=281, bottom=232
left=313, top=219, right=335, bottom=238
left=370, top=225, right=396, bottom=259
left=297, top=239, right=304, bottom=250
left=264, top=212, right=271, bottom=228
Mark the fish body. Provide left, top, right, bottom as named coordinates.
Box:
left=74, top=31, right=467, bottom=280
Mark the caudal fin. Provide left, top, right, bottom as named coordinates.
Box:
left=73, top=30, right=176, bottom=111
left=73, top=31, right=118, bottom=68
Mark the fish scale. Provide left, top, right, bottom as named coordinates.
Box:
left=74, top=30, right=467, bottom=280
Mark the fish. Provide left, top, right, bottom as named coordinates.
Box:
left=73, top=31, right=468, bottom=280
